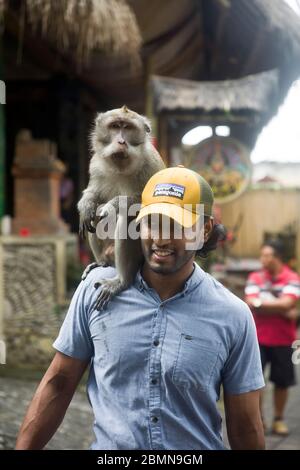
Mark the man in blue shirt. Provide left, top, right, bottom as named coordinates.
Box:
left=16, top=166, right=265, bottom=450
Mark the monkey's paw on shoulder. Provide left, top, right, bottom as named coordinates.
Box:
left=79, top=205, right=97, bottom=238
left=93, top=276, right=125, bottom=310
left=81, top=261, right=109, bottom=281
left=98, top=200, right=119, bottom=223
left=79, top=221, right=96, bottom=239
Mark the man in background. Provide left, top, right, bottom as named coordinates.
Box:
left=245, top=240, right=300, bottom=436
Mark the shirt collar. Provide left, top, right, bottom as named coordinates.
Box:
left=263, top=264, right=287, bottom=281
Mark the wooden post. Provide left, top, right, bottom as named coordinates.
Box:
left=0, top=104, right=4, bottom=219
left=0, top=35, right=5, bottom=218
left=145, top=56, right=159, bottom=147
left=158, top=115, right=169, bottom=166
left=0, top=36, right=5, bottom=355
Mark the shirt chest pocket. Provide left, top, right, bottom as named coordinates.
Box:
left=172, top=333, right=221, bottom=392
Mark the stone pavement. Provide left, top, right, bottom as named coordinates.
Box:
left=0, top=375, right=94, bottom=450
left=259, top=364, right=300, bottom=450
left=0, top=366, right=299, bottom=450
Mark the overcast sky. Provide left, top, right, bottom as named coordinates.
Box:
left=251, top=0, right=300, bottom=163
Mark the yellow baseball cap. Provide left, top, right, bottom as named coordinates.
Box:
left=136, top=165, right=214, bottom=228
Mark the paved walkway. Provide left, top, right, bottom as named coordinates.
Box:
left=0, top=375, right=94, bottom=450
left=259, top=364, right=300, bottom=450
left=0, top=366, right=299, bottom=449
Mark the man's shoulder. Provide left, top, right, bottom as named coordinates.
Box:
left=203, top=271, right=251, bottom=320
left=247, top=270, right=263, bottom=284
left=283, top=265, right=300, bottom=282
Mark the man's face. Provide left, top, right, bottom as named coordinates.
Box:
left=140, top=214, right=202, bottom=275
left=260, top=246, right=277, bottom=271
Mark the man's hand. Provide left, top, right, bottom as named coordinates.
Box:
left=245, top=295, right=297, bottom=316
left=284, top=307, right=299, bottom=320
left=245, top=297, right=261, bottom=309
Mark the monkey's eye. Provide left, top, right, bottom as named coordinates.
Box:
left=123, top=123, right=135, bottom=130
left=110, top=123, right=120, bottom=129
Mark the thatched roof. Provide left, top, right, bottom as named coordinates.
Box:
left=197, top=0, right=300, bottom=77
left=1, top=0, right=142, bottom=67
left=3, top=0, right=300, bottom=113
left=151, top=70, right=279, bottom=115
left=91, top=0, right=300, bottom=111
left=253, top=0, right=300, bottom=53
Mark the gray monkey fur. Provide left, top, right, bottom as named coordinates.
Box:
left=77, top=105, right=165, bottom=309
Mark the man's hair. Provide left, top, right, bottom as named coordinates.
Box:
left=197, top=220, right=227, bottom=258
left=262, top=239, right=285, bottom=261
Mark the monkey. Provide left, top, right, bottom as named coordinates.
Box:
left=78, top=105, right=165, bottom=310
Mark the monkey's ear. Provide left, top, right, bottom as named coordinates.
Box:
left=95, top=113, right=104, bottom=126
left=143, top=117, right=151, bottom=133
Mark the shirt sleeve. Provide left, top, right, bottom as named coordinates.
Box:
left=281, top=274, right=300, bottom=299
left=222, top=305, right=265, bottom=394
left=53, top=280, right=94, bottom=360
left=244, top=272, right=260, bottom=297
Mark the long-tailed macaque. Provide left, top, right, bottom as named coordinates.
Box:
left=78, top=105, right=165, bottom=309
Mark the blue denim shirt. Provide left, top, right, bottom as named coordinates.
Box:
left=53, top=263, right=264, bottom=450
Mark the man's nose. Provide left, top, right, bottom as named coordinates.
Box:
left=152, top=233, right=171, bottom=245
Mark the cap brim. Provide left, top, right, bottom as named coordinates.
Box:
left=135, top=203, right=200, bottom=228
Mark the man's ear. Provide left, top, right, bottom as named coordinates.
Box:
left=204, top=218, right=213, bottom=242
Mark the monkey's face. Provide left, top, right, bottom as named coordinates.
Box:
left=92, top=107, right=151, bottom=176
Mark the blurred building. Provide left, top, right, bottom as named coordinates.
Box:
left=253, top=161, right=300, bottom=188
left=1, top=0, right=300, bottom=367
left=2, top=0, right=300, bottom=223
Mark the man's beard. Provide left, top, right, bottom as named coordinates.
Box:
left=144, top=246, right=195, bottom=275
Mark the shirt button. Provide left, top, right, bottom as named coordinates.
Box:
left=151, top=378, right=158, bottom=385
left=153, top=340, right=160, bottom=346
left=151, top=416, right=158, bottom=423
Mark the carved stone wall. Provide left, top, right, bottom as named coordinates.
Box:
left=0, top=235, right=78, bottom=368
